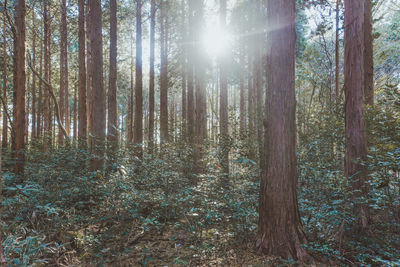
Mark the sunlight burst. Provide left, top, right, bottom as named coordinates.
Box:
left=202, top=25, right=232, bottom=57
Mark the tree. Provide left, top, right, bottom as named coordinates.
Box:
left=160, top=0, right=169, bottom=143
left=219, top=0, right=229, bottom=182
left=364, top=0, right=373, bottom=106
left=134, top=0, right=143, bottom=157
left=43, top=0, right=51, bottom=149
left=108, top=0, right=118, bottom=145
left=59, top=0, right=68, bottom=144
left=78, top=0, right=87, bottom=144
left=2, top=17, right=7, bottom=149
left=187, top=0, right=195, bottom=144
left=148, top=0, right=156, bottom=153
left=344, top=0, right=369, bottom=230
left=257, top=0, right=308, bottom=261
left=31, top=10, right=36, bottom=140
left=13, top=0, right=26, bottom=174
left=89, top=0, right=105, bottom=171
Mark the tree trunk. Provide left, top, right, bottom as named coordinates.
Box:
left=344, top=0, right=370, bottom=230
left=59, top=0, right=67, bottom=144
left=43, top=1, right=51, bottom=149
left=160, top=0, right=169, bottom=143
left=89, top=0, right=105, bottom=171
left=86, top=1, right=92, bottom=144
left=128, top=30, right=134, bottom=143
left=219, top=0, right=229, bottom=183
left=2, top=19, right=8, bottom=149
left=239, top=43, right=246, bottom=136
left=31, top=12, right=36, bottom=140
left=73, top=75, right=77, bottom=141
left=335, top=0, right=341, bottom=102
left=149, top=0, right=156, bottom=153
left=187, top=0, right=195, bottom=144
left=13, top=0, right=26, bottom=174
left=257, top=0, right=309, bottom=261
left=181, top=0, right=187, bottom=139
left=364, top=0, right=373, bottom=106
left=108, top=0, right=118, bottom=145
left=78, top=0, right=87, bottom=145
left=134, top=0, right=143, bottom=157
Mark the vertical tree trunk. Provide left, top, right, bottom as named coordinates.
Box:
left=335, top=0, right=341, bottom=102
left=134, top=0, right=143, bottom=157
left=78, top=0, right=87, bottom=145
left=128, top=30, right=134, bottom=143
left=239, top=43, right=246, bottom=136
left=59, top=0, right=67, bottom=144
left=160, top=0, right=169, bottom=143
left=149, top=0, right=156, bottom=153
left=181, top=0, right=187, bottom=138
left=89, top=0, right=105, bottom=171
left=86, top=1, right=92, bottom=143
left=73, top=75, right=77, bottom=141
left=43, top=1, right=51, bottom=149
left=257, top=0, right=308, bottom=261
left=187, top=0, right=195, bottom=144
left=13, top=0, right=26, bottom=174
left=2, top=19, right=8, bottom=149
left=31, top=12, right=36, bottom=140
left=344, top=0, right=370, bottom=230
left=364, top=0, right=374, bottom=106
left=219, top=0, right=229, bottom=182
left=108, top=0, right=118, bottom=145
left=36, top=17, right=43, bottom=139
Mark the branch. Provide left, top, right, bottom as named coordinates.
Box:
left=3, top=0, right=16, bottom=38
left=27, top=53, right=70, bottom=141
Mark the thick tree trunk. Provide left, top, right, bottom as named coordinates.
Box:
left=134, top=0, right=143, bottom=157
left=180, top=0, right=187, bottom=139
left=160, top=0, right=169, bottom=143
left=239, top=43, right=246, bottom=136
left=2, top=19, right=8, bottom=149
left=108, top=0, right=118, bottom=144
left=86, top=1, right=92, bottom=144
left=344, top=0, right=370, bottom=230
left=78, top=0, right=87, bottom=145
left=187, top=0, right=195, bottom=144
left=13, top=0, right=26, bottom=174
left=219, top=0, right=229, bottom=183
left=257, top=0, right=309, bottom=261
left=335, top=0, right=341, bottom=102
left=73, top=76, right=77, bottom=141
left=128, top=30, right=134, bottom=143
left=36, top=19, right=43, bottom=139
left=149, top=0, right=156, bottom=153
left=89, top=0, right=105, bottom=171
left=364, top=0, right=374, bottom=106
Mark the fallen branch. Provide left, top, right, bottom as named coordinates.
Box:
left=27, top=53, right=70, bottom=141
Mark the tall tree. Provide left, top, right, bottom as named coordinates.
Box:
left=78, top=0, right=87, bottom=144
left=187, top=0, right=195, bottom=144
left=43, top=0, right=51, bottom=149
left=160, top=0, right=169, bottom=143
left=149, top=0, right=156, bottom=153
left=335, top=0, right=341, bottom=101
left=59, top=0, right=68, bottom=144
left=13, top=0, right=26, bottom=174
left=2, top=18, right=7, bottom=149
left=108, top=0, right=118, bottom=145
left=344, top=0, right=369, bottom=230
left=364, top=0, right=373, bottom=106
left=257, top=0, right=308, bottom=260
left=89, top=0, right=105, bottom=171
left=31, top=10, right=36, bottom=140
left=219, top=0, right=229, bottom=182
left=134, top=0, right=143, bottom=156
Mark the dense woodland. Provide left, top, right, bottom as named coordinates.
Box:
left=0, top=0, right=399, bottom=265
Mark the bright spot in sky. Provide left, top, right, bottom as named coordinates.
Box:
left=202, top=25, right=232, bottom=58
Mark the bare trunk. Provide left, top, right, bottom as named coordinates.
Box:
left=13, top=0, right=26, bottom=174
left=78, top=0, right=87, bottom=144
left=160, top=0, right=169, bottom=143
left=149, top=0, right=156, bottom=153
left=31, top=12, right=36, bottom=140
left=335, top=0, right=341, bottom=102
left=108, top=0, right=118, bottom=144
left=2, top=19, right=8, bottom=149
left=43, top=1, right=51, bottom=149
left=344, top=0, right=370, bottom=230
left=89, top=0, right=105, bottom=171
left=187, top=0, right=195, bottom=144
left=128, top=30, right=134, bottom=143
left=364, top=0, right=373, bottom=106
left=59, top=0, right=67, bottom=144
left=86, top=1, right=92, bottom=143
left=257, top=0, right=309, bottom=261
left=134, top=0, right=143, bottom=157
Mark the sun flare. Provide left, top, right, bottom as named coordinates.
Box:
left=202, top=25, right=232, bottom=57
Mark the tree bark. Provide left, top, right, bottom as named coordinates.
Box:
left=2, top=18, right=8, bottom=149
left=344, top=0, right=370, bottom=230
left=364, top=0, right=373, bottom=106
left=134, top=0, right=143, bottom=157
left=149, top=0, right=156, bottom=153
left=78, top=0, right=87, bottom=145
left=335, top=0, right=341, bottom=102
left=31, top=11, right=36, bottom=140
left=219, top=0, right=229, bottom=183
left=59, top=0, right=67, bottom=144
left=43, top=1, right=51, bottom=149
left=89, top=0, right=105, bottom=171
left=187, top=0, right=195, bottom=144
left=257, top=0, right=309, bottom=261
left=108, top=0, right=118, bottom=144
left=13, top=0, right=26, bottom=174
left=160, top=0, right=169, bottom=143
